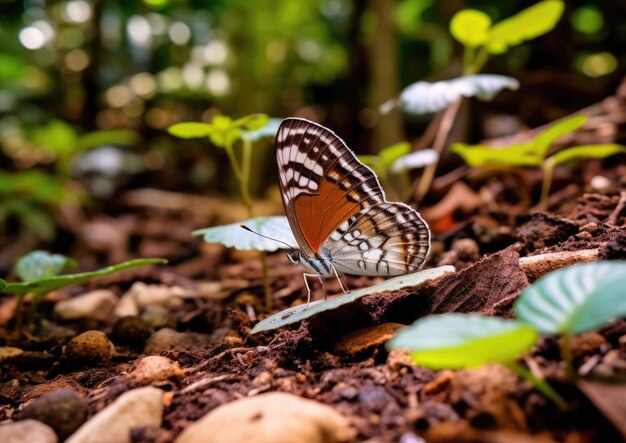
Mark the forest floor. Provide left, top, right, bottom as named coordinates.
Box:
left=1, top=153, right=626, bottom=442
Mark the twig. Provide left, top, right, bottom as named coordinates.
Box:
left=519, top=249, right=599, bottom=282
left=607, top=190, right=626, bottom=226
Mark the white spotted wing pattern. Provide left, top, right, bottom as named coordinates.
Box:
left=276, top=118, right=430, bottom=287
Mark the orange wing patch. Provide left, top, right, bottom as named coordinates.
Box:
left=294, top=177, right=362, bottom=252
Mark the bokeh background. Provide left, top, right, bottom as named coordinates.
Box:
left=0, top=0, right=625, bottom=265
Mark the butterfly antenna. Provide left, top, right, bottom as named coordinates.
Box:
left=240, top=225, right=295, bottom=250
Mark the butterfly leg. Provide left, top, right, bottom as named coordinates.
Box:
left=302, top=273, right=322, bottom=308
left=316, top=276, right=327, bottom=300
left=331, top=265, right=350, bottom=294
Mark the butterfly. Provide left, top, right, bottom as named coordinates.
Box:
left=276, top=117, right=431, bottom=302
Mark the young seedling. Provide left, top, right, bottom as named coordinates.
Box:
left=168, top=114, right=276, bottom=308
left=515, top=261, right=626, bottom=379
left=387, top=313, right=566, bottom=408
left=2, top=250, right=167, bottom=331
left=452, top=115, right=626, bottom=208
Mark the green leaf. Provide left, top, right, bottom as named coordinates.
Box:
left=379, top=142, right=411, bottom=170
left=234, top=113, right=270, bottom=131
left=451, top=142, right=542, bottom=167
left=15, top=251, right=78, bottom=282
left=533, top=115, right=587, bottom=157
left=549, top=144, right=626, bottom=166
left=515, top=261, right=626, bottom=335
left=387, top=314, right=539, bottom=369
left=31, top=120, right=78, bottom=155
left=207, top=127, right=241, bottom=148
left=358, top=155, right=382, bottom=175
left=76, top=129, right=138, bottom=151
left=487, top=0, right=564, bottom=54
left=211, top=115, right=233, bottom=129
left=0, top=279, right=7, bottom=291
left=168, top=122, right=214, bottom=139
left=1, top=258, right=168, bottom=296
left=450, top=9, right=492, bottom=47
left=193, top=216, right=298, bottom=252
left=251, top=266, right=456, bottom=334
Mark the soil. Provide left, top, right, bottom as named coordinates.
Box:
left=1, top=184, right=626, bottom=442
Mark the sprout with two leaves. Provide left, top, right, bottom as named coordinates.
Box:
left=388, top=261, right=626, bottom=408
left=168, top=114, right=279, bottom=308
left=451, top=115, right=626, bottom=208
left=3, top=250, right=166, bottom=330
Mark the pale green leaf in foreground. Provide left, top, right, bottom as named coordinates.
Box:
left=549, top=144, right=626, bottom=166
left=515, top=261, right=626, bottom=335
left=168, top=122, right=214, bottom=139
left=1, top=258, right=167, bottom=296
left=193, top=216, right=298, bottom=252
left=450, top=9, right=492, bottom=47
left=15, top=251, right=77, bottom=282
left=533, top=115, right=587, bottom=157
left=487, top=0, right=564, bottom=54
left=251, top=266, right=455, bottom=334
left=387, top=314, right=539, bottom=369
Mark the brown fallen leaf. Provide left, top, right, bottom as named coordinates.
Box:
left=577, top=379, right=626, bottom=440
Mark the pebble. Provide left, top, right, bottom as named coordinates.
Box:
left=140, top=305, right=177, bottom=330
left=54, top=290, right=117, bottom=321
left=114, top=282, right=184, bottom=317
left=174, top=392, right=353, bottom=443
left=0, top=347, right=24, bottom=363
left=452, top=238, right=480, bottom=261
left=63, top=331, right=115, bottom=365
left=129, top=356, right=185, bottom=385
left=144, top=328, right=206, bottom=354
left=111, top=316, right=153, bottom=348
left=66, top=386, right=163, bottom=443
left=0, top=419, right=58, bottom=443
left=19, top=389, right=88, bottom=440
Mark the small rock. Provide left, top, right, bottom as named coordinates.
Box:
left=570, top=332, right=608, bottom=362
left=63, top=331, right=115, bottom=365
left=140, top=306, right=177, bottom=330
left=0, top=419, right=58, bottom=443
left=0, top=347, right=24, bottom=363
left=590, top=175, right=613, bottom=194
left=175, top=392, right=353, bottom=443
left=333, top=323, right=405, bottom=357
left=114, top=290, right=139, bottom=317
left=144, top=328, right=206, bottom=354
left=111, top=316, right=153, bottom=348
left=386, top=349, right=414, bottom=373
left=129, top=356, right=185, bottom=385
left=20, top=389, right=88, bottom=440
left=66, top=387, right=164, bottom=443
left=54, top=290, right=117, bottom=321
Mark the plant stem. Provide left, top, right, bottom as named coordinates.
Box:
left=466, top=46, right=490, bottom=75
left=415, top=97, right=463, bottom=204
left=508, top=362, right=567, bottom=410
left=224, top=137, right=272, bottom=310
left=560, top=333, right=576, bottom=381
left=539, top=159, right=555, bottom=210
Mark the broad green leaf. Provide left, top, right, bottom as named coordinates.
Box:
left=168, top=122, right=214, bottom=139
left=251, top=266, right=455, bottom=334
left=234, top=113, right=270, bottom=131
left=533, top=115, right=587, bottom=157
left=76, top=129, right=138, bottom=151
left=1, top=258, right=167, bottom=296
left=549, top=144, right=626, bottom=166
left=193, top=216, right=298, bottom=252
left=387, top=314, right=539, bottom=369
left=207, top=127, right=241, bottom=148
left=395, top=75, right=519, bottom=115
left=451, top=142, right=542, bottom=167
left=379, top=142, right=411, bottom=169
left=211, top=115, right=233, bottom=129
left=0, top=279, right=6, bottom=291
left=487, top=0, right=564, bottom=54
left=15, top=251, right=77, bottom=282
left=450, top=10, right=492, bottom=47
left=515, top=261, right=626, bottom=335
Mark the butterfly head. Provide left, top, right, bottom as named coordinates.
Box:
left=285, top=249, right=302, bottom=265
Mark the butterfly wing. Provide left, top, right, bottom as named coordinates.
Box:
left=323, top=202, right=430, bottom=276
left=276, top=118, right=385, bottom=255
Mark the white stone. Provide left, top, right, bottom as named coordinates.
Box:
left=0, top=419, right=58, bottom=443
left=66, top=387, right=163, bottom=443
left=175, top=392, right=353, bottom=443
left=54, top=290, right=117, bottom=321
